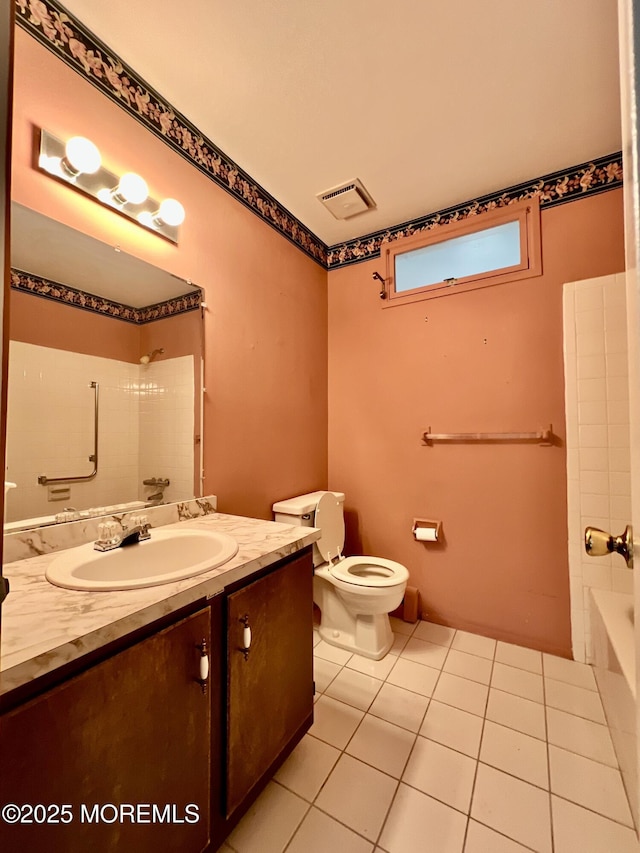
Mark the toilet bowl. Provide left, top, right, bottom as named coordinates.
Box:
left=273, top=491, right=409, bottom=660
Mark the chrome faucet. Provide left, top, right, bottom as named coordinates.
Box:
left=94, top=515, right=151, bottom=552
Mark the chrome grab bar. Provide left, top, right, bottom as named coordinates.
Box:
left=38, top=381, right=99, bottom=485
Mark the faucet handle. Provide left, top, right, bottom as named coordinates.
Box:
left=96, top=521, right=118, bottom=543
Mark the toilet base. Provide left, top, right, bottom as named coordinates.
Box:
left=317, top=612, right=393, bottom=661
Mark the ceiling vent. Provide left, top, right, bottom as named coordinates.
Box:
left=316, top=178, right=376, bottom=220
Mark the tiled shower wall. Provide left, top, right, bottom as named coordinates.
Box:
left=138, top=355, right=195, bottom=504
left=563, top=273, right=632, bottom=663
left=5, top=343, right=194, bottom=522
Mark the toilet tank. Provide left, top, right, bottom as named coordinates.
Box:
left=272, top=490, right=345, bottom=527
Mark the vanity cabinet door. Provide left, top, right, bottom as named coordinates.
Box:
left=226, top=551, right=314, bottom=817
left=0, top=607, right=213, bottom=853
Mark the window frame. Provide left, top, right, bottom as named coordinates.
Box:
left=382, top=197, right=541, bottom=306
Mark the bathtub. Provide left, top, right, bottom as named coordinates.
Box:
left=590, top=589, right=637, bottom=829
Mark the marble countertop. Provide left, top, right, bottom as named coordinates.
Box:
left=0, top=512, right=320, bottom=698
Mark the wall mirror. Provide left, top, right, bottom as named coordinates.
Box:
left=5, top=202, right=203, bottom=530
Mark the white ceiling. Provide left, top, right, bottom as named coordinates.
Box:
left=58, top=0, right=622, bottom=247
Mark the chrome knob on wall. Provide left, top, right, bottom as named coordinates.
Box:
left=584, top=525, right=634, bottom=569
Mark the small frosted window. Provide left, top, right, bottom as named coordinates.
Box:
left=395, top=220, right=521, bottom=293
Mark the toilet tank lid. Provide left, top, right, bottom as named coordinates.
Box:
left=272, top=490, right=345, bottom=516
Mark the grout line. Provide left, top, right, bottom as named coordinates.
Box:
left=462, top=643, right=495, bottom=851
left=542, top=670, right=555, bottom=853
left=371, top=777, right=401, bottom=851
left=469, top=817, right=539, bottom=852
left=549, top=791, right=637, bottom=831
left=279, top=794, right=312, bottom=853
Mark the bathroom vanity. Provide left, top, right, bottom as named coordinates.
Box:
left=0, top=508, right=318, bottom=851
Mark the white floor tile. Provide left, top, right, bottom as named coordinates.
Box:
left=286, top=806, right=374, bottom=853
left=491, top=662, right=544, bottom=703
left=309, top=695, right=365, bottom=749
left=313, top=629, right=321, bottom=648
left=315, top=754, right=398, bottom=842
left=389, top=632, right=410, bottom=654
left=402, top=736, right=477, bottom=813
left=546, top=707, right=617, bottom=766
left=314, top=657, right=341, bottom=693
left=413, top=620, right=456, bottom=647
left=420, top=700, right=483, bottom=758
left=273, top=734, right=340, bottom=801
left=543, top=653, right=597, bottom=691
left=471, top=764, right=552, bottom=853
left=379, top=783, right=467, bottom=853
left=368, top=682, right=430, bottom=733
left=551, top=795, right=640, bottom=853
left=347, top=651, right=398, bottom=680
left=544, top=677, right=606, bottom=723
left=314, top=640, right=353, bottom=665
left=227, top=781, right=308, bottom=853
left=495, top=641, right=542, bottom=675
left=480, top=721, right=549, bottom=789
left=451, top=630, right=496, bottom=660
left=389, top=616, right=417, bottom=636
left=400, top=636, right=449, bottom=669
left=346, top=714, right=416, bottom=778
left=325, top=668, right=383, bottom=711
left=432, top=672, right=489, bottom=717
left=443, top=649, right=493, bottom=685
left=386, top=657, right=439, bottom=697
left=225, top=623, right=635, bottom=853
left=464, top=820, right=534, bottom=852
left=549, top=745, right=633, bottom=826
left=485, top=688, right=546, bottom=740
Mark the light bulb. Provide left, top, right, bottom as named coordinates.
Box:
left=40, top=155, right=65, bottom=178
left=156, top=198, right=185, bottom=227
left=137, top=211, right=154, bottom=228
left=116, top=172, right=149, bottom=205
left=63, top=136, right=101, bottom=175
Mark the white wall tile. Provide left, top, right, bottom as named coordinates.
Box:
left=563, top=275, right=628, bottom=663
left=5, top=344, right=195, bottom=521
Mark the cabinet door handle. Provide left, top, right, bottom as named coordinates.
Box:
left=239, top=614, right=251, bottom=661
left=196, top=639, right=209, bottom=694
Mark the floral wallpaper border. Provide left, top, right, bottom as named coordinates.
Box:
left=11, top=268, right=201, bottom=324
left=326, top=152, right=623, bottom=268
left=16, top=0, right=327, bottom=267
left=16, top=1, right=623, bottom=273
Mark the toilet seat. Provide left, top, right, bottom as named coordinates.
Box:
left=314, top=493, right=346, bottom=564
left=328, top=556, right=409, bottom=588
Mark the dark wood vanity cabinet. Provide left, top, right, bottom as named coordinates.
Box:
left=225, top=549, right=314, bottom=818
left=0, top=607, right=214, bottom=853
left=0, top=547, right=314, bottom=853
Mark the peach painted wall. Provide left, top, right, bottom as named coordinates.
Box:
left=328, top=190, right=625, bottom=656
left=10, top=289, right=140, bottom=361
left=141, top=310, right=202, bottom=362
left=11, top=29, right=328, bottom=519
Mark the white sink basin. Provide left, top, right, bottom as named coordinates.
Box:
left=45, top=528, right=239, bottom=591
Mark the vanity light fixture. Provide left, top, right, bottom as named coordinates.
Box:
left=38, top=129, right=185, bottom=244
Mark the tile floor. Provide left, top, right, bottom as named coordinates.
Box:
left=219, top=618, right=639, bottom=853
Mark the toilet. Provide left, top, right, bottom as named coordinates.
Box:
left=273, top=491, right=409, bottom=660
